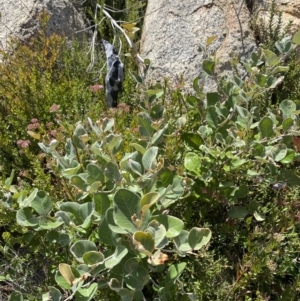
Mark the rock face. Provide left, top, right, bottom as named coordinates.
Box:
left=256, top=0, right=300, bottom=34
left=140, top=0, right=300, bottom=92
left=0, top=0, right=87, bottom=51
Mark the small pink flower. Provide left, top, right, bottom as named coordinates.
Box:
left=31, top=118, right=38, bottom=123
left=117, top=103, right=130, bottom=113
left=27, top=123, right=40, bottom=130
left=17, top=139, right=30, bottom=148
left=50, top=104, right=60, bottom=113
left=90, top=85, right=104, bottom=92
left=50, top=130, right=57, bottom=137
left=21, top=140, right=30, bottom=148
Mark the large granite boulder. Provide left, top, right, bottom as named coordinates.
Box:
left=140, top=0, right=300, bottom=92
left=0, top=0, right=87, bottom=51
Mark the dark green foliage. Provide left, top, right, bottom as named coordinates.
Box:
left=0, top=12, right=106, bottom=177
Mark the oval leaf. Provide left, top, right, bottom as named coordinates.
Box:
left=258, top=117, right=274, bottom=138
left=188, top=228, right=212, bottom=250
left=279, top=99, right=296, bottom=119
left=83, top=251, right=105, bottom=265
left=142, top=146, right=158, bottom=170
left=202, top=59, right=215, bottom=76
left=133, top=231, right=155, bottom=256
left=59, top=263, right=75, bottom=285
left=31, top=191, right=52, bottom=216
left=8, top=291, right=23, bottom=301
left=16, top=208, right=39, bottom=227
left=113, top=189, right=140, bottom=233
left=153, top=215, right=184, bottom=238
left=140, top=192, right=160, bottom=213
left=70, top=240, right=97, bottom=263
left=228, top=206, right=249, bottom=219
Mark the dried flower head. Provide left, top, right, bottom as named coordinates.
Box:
left=90, top=84, right=104, bottom=92
left=50, top=104, right=60, bottom=113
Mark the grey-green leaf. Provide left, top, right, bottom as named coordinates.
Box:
left=228, top=206, right=249, bottom=219
left=42, top=287, right=62, bottom=301
left=70, top=240, right=97, bottom=263
left=138, top=112, right=154, bottom=138
left=113, top=189, right=140, bottom=233
left=188, top=227, right=212, bottom=250
left=16, top=208, right=39, bottom=227
left=279, top=99, right=296, bottom=119
left=142, top=146, right=158, bottom=170
left=31, top=191, right=52, bottom=216
left=258, top=117, right=274, bottom=138
left=75, top=283, right=98, bottom=301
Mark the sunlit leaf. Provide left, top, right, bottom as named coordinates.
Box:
left=27, top=130, right=41, bottom=140
left=188, top=228, right=211, bottom=250
left=279, top=99, right=296, bottom=119
left=59, top=263, right=75, bottom=285
left=206, top=35, right=217, bottom=46
left=292, top=28, right=300, bottom=45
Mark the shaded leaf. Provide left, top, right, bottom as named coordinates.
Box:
left=105, top=245, right=128, bottom=269
left=125, top=265, right=150, bottom=291
left=182, top=133, right=203, bottom=149
left=70, top=240, right=97, bottom=263
left=113, top=189, right=140, bottom=233
left=228, top=206, right=249, bottom=219
left=8, top=291, right=23, bottom=301
left=42, top=287, right=62, bottom=301
left=83, top=251, right=105, bottom=265
left=202, top=60, right=215, bottom=76
left=258, top=117, right=274, bottom=138
left=75, top=283, right=98, bottom=301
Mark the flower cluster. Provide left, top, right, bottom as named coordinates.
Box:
left=27, top=118, right=40, bottom=130
left=50, top=130, right=57, bottom=137
left=117, top=102, right=130, bottom=113
left=17, top=139, right=30, bottom=148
